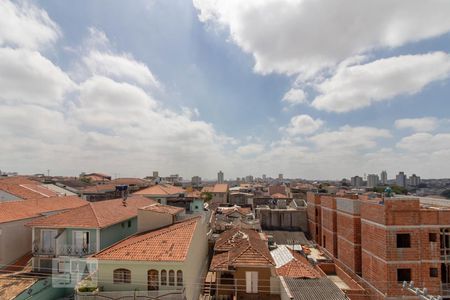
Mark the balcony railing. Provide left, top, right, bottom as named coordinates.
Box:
left=441, top=248, right=450, bottom=260
left=33, top=242, right=97, bottom=257
left=59, top=244, right=97, bottom=256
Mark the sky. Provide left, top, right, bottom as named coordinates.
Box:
left=1, top=0, right=450, bottom=180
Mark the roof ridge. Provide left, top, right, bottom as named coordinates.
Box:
left=89, top=202, right=102, bottom=227
left=94, top=217, right=199, bottom=258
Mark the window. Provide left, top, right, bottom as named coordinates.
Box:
left=245, top=271, right=258, bottom=293
left=73, top=231, right=90, bottom=254
left=148, top=269, right=159, bottom=290
left=177, top=270, right=183, bottom=286
left=430, top=268, right=438, bottom=278
left=169, top=270, right=175, bottom=286
left=397, top=269, right=411, bottom=282
left=161, top=270, right=167, bottom=285
left=429, top=233, right=437, bottom=242
left=396, top=234, right=411, bottom=248
left=315, top=208, right=318, bottom=216
left=121, top=222, right=125, bottom=228
left=113, top=268, right=131, bottom=284
left=315, top=227, right=319, bottom=236
left=41, top=230, right=57, bottom=253
left=323, top=235, right=326, bottom=247
left=128, top=220, right=132, bottom=228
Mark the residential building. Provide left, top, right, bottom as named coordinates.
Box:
left=217, top=171, right=224, bottom=184
left=366, top=174, right=379, bottom=188
left=133, top=184, right=185, bottom=205
left=278, top=174, right=283, bottom=180
left=208, top=228, right=277, bottom=299
left=26, top=196, right=156, bottom=273
left=0, top=176, right=60, bottom=200
left=307, top=192, right=450, bottom=298
left=0, top=196, right=87, bottom=271
left=80, top=173, right=111, bottom=182
left=229, top=191, right=253, bottom=206
left=202, top=184, right=229, bottom=205
left=409, top=174, right=421, bottom=186
left=87, top=216, right=208, bottom=300
left=396, top=171, right=407, bottom=188
left=269, top=185, right=286, bottom=196
left=191, top=176, right=202, bottom=187
left=256, top=199, right=308, bottom=232
left=350, top=176, right=363, bottom=188
left=213, top=205, right=260, bottom=232
left=380, top=170, right=387, bottom=185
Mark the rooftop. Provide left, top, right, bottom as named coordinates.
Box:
left=133, top=184, right=185, bottom=196
left=92, top=217, right=200, bottom=261
left=0, top=177, right=54, bottom=199
left=25, top=196, right=155, bottom=228
left=140, top=203, right=184, bottom=215
left=282, top=277, right=348, bottom=300
left=0, top=195, right=87, bottom=224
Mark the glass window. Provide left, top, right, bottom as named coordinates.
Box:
left=176, top=270, right=183, bottom=286
left=113, top=268, right=131, bottom=284
left=161, top=269, right=167, bottom=285
left=397, top=268, right=411, bottom=282
left=397, top=234, right=411, bottom=248
left=148, top=269, right=159, bottom=290
left=169, top=270, right=175, bottom=286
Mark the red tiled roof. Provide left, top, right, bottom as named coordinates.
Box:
left=133, top=184, right=184, bottom=196
left=140, top=203, right=184, bottom=215
left=210, top=252, right=230, bottom=271
left=276, top=259, right=321, bottom=278
left=0, top=177, right=50, bottom=199
left=81, top=184, right=118, bottom=193
left=0, top=196, right=87, bottom=224
left=213, top=184, right=228, bottom=193
left=213, top=228, right=274, bottom=269
left=25, top=196, right=156, bottom=228
left=110, top=178, right=149, bottom=186
left=220, top=206, right=252, bottom=217
left=92, top=217, right=200, bottom=261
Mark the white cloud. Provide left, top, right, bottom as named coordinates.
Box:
left=193, top=0, right=450, bottom=79
left=395, top=117, right=438, bottom=132
left=309, top=125, right=391, bottom=150
left=311, top=52, right=450, bottom=112
left=83, top=50, right=159, bottom=88
left=282, top=88, right=307, bottom=106
left=283, top=114, right=323, bottom=136
left=0, top=0, right=60, bottom=50
left=396, top=132, right=450, bottom=152
left=0, top=48, right=75, bottom=107
left=236, top=143, right=265, bottom=156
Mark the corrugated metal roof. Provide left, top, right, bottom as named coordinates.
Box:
left=283, top=277, right=348, bottom=300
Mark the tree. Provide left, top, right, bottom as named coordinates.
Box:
left=201, top=191, right=213, bottom=202
left=441, top=189, right=450, bottom=199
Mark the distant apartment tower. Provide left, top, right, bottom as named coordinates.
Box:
left=278, top=173, right=283, bottom=180
left=366, top=174, right=379, bottom=188
left=153, top=171, right=159, bottom=178
left=396, top=171, right=407, bottom=187
left=380, top=170, right=387, bottom=185
left=350, top=175, right=363, bottom=188
left=409, top=174, right=421, bottom=186
left=217, top=171, right=224, bottom=184
left=191, top=176, right=202, bottom=187
left=245, top=175, right=254, bottom=183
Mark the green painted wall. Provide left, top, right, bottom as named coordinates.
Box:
left=64, top=228, right=97, bottom=250
left=14, top=279, right=71, bottom=300
left=100, top=217, right=137, bottom=249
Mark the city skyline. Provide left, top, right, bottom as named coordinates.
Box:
left=1, top=1, right=450, bottom=179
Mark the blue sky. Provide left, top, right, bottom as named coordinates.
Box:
left=1, top=0, right=450, bottom=180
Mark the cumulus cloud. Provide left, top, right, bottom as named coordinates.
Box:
left=83, top=50, right=159, bottom=88
left=396, top=132, right=450, bottom=152
left=395, top=117, right=439, bottom=132
left=0, top=0, right=60, bottom=50
left=309, top=125, right=391, bottom=150
left=282, top=88, right=307, bottom=106
left=283, top=114, right=323, bottom=136
left=236, top=143, right=265, bottom=156
left=193, top=0, right=450, bottom=78
left=0, top=48, right=75, bottom=107
left=311, top=52, right=450, bottom=113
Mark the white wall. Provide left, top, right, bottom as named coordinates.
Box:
left=0, top=218, right=33, bottom=268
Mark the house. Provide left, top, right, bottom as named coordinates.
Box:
left=213, top=205, right=260, bottom=232
left=80, top=173, right=112, bottom=183
left=25, top=196, right=156, bottom=273
left=84, top=215, right=209, bottom=300
left=208, top=228, right=277, bottom=299
left=133, top=184, right=185, bottom=205
left=202, top=184, right=229, bottom=205
left=0, top=176, right=59, bottom=200
left=0, top=195, right=87, bottom=271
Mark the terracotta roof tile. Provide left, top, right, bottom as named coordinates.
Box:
left=0, top=196, right=87, bottom=224
left=210, top=252, right=229, bottom=271
left=92, top=217, right=200, bottom=261
left=140, top=203, right=184, bottom=215
left=272, top=193, right=289, bottom=199
left=213, top=184, right=228, bottom=193
left=276, top=259, right=321, bottom=278
left=25, top=196, right=156, bottom=228
left=0, top=177, right=50, bottom=199
left=133, top=184, right=184, bottom=196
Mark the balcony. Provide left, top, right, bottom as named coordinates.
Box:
left=33, top=241, right=97, bottom=257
